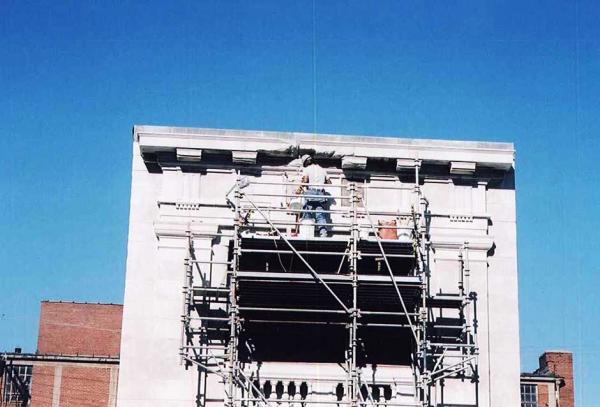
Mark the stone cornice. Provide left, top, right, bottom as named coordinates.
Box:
left=154, top=221, right=220, bottom=239
left=134, top=125, right=515, bottom=170
left=430, top=235, right=494, bottom=251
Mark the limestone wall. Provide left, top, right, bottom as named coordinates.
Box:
left=117, top=126, right=518, bottom=407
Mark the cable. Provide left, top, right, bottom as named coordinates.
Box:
left=272, top=236, right=290, bottom=273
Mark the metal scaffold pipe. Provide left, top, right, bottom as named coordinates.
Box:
left=181, top=167, right=479, bottom=407
left=348, top=181, right=359, bottom=407
left=358, top=196, right=418, bottom=344
left=244, top=196, right=351, bottom=314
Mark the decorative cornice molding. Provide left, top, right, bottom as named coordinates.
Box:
left=430, top=236, right=494, bottom=252
left=176, top=148, right=202, bottom=162
left=341, top=155, right=367, bottom=170
left=154, top=221, right=220, bottom=239
left=232, top=150, right=258, bottom=165
left=396, top=158, right=420, bottom=171
left=134, top=125, right=515, bottom=170
left=450, top=161, right=476, bottom=175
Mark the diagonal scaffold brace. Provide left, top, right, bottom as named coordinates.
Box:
left=359, top=197, right=419, bottom=344
left=244, top=196, right=351, bottom=315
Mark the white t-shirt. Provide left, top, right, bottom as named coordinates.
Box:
left=302, top=164, right=329, bottom=187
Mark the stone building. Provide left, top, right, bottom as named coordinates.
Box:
left=118, top=125, right=519, bottom=406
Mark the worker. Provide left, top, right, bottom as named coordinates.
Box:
left=296, top=154, right=331, bottom=237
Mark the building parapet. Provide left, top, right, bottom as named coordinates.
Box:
left=134, top=125, right=515, bottom=171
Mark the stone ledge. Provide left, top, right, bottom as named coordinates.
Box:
left=134, top=125, right=515, bottom=170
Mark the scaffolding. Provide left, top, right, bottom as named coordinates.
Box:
left=180, top=163, right=478, bottom=407
left=0, top=355, right=31, bottom=407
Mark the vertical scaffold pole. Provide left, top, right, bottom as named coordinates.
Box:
left=348, top=181, right=359, bottom=407
left=226, top=173, right=241, bottom=407
left=463, top=243, right=476, bottom=378
left=463, top=243, right=471, bottom=308
left=414, top=160, right=430, bottom=406
left=459, top=246, right=469, bottom=352
left=460, top=242, right=478, bottom=385
left=458, top=249, right=465, bottom=299
left=181, top=231, right=193, bottom=366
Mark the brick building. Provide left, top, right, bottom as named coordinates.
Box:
left=520, top=351, right=574, bottom=407
left=0, top=301, right=122, bottom=407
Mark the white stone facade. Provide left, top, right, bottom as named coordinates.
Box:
left=117, top=126, right=519, bottom=407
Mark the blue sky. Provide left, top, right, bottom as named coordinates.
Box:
left=1, top=0, right=598, bottom=404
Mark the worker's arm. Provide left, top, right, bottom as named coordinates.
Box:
left=296, top=175, right=309, bottom=194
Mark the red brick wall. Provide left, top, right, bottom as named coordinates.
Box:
left=37, top=302, right=123, bottom=356
left=537, top=383, right=549, bottom=407
left=59, top=366, right=112, bottom=407
left=539, top=351, right=574, bottom=407
left=30, top=365, right=55, bottom=407
left=29, top=364, right=116, bottom=407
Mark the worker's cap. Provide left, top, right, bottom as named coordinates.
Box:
left=301, top=154, right=312, bottom=165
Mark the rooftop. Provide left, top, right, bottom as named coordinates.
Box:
left=42, top=300, right=123, bottom=307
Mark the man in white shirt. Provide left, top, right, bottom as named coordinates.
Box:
left=301, top=155, right=328, bottom=186
left=297, top=155, right=331, bottom=237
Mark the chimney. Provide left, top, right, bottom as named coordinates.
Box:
left=539, top=351, right=574, bottom=407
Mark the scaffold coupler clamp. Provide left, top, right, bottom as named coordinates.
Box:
left=421, top=370, right=431, bottom=385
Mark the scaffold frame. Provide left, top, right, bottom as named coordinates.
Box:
left=181, top=163, right=479, bottom=407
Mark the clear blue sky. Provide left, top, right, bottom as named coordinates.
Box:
left=1, top=1, right=598, bottom=404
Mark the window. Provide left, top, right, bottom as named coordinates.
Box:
left=2, top=364, right=32, bottom=403
left=521, top=383, right=537, bottom=407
